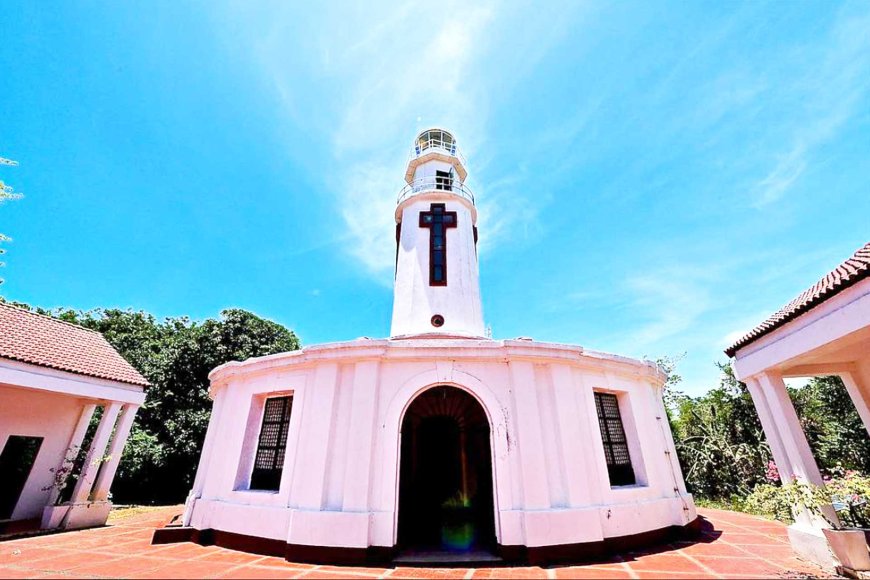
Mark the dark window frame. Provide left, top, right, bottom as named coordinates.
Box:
left=419, top=203, right=457, bottom=286
left=594, top=392, right=636, bottom=486
left=250, top=396, right=293, bottom=491
left=435, top=169, right=453, bottom=191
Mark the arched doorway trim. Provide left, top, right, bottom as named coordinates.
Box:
left=378, top=367, right=513, bottom=546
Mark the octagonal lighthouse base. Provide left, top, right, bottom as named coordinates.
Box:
left=152, top=337, right=697, bottom=566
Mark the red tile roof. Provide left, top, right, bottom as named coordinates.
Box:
left=726, top=242, right=870, bottom=357
left=0, top=302, right=149, bottom=387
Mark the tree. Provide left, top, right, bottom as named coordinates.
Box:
left=25, top=304, right=301, bottom=503
left=790, top=375, right=870, bottom=476
left=668, top=362, right=772, bottom=500
left=666, top=360, right=870, bottom=506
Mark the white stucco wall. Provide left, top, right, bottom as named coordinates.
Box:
left=184, top=338, right=695, bottom=550
left=0, top=386, right=82, bottom=520
left=391, top=193, right=485, bottom=338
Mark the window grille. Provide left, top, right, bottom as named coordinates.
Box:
left=419, top=203, right=456, bottom=286
left=594, top=392, right=636, bottom=486
left=250, top=396, right=293, bottom=491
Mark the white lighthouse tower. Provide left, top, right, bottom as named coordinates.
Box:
left=391, top=128, right=485, bottom=338
left=171, top=128, right=697, bottom=567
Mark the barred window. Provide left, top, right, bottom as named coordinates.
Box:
left=250, top=396, right=293, bottom=491
left=594, top=392, right=636, bottom=486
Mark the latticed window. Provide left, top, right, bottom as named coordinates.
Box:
left=250, top=396, right=293, bottom=491
left=594, top=392, right=636, bottom=486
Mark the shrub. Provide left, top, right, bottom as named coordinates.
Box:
left=744, top=483, right=794, bottom=523
left=790, top=471, right=870, bottom=529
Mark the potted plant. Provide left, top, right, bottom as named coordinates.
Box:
left=786, top=472, right=870, bottom=574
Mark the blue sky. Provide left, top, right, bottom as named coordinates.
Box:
left=1, top=1, right=868, bottom=395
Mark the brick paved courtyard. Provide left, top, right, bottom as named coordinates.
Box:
left=0, top=506, right=834, bottom=579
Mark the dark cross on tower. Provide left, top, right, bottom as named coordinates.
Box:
left=419, top=203, right=457, bottom=286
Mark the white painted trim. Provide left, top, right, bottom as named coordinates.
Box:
left=0, top=358, right=146, bottom=405
left=733, top=279, right=870, bottom=379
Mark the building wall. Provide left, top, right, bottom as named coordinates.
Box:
left=185, top=341, right=695, bottom=549
left=391, top=194, right=485, bottom=337
left=0, top=385, right=82, bottom=520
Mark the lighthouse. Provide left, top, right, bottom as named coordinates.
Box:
left=168, top=128, right=697, bottom=567
left=391, top=128, right=485, bottom=338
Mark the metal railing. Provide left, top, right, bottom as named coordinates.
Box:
left=397, top=176, right=475, bottom=205
left=411, top=138, right=467, bottom=167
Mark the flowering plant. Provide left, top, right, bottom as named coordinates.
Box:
left=784, top=471, right=870, bottom=529
left=42, top=445, right=84, bottom=506
left=765, top=461, right=780, bottom=483
left=42, top=445, right=112, bottom=506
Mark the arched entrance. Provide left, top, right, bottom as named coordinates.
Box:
left=398, top=386, right=496, bottom=553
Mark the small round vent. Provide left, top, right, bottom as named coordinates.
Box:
left=431, top=314, right=445, bottom=327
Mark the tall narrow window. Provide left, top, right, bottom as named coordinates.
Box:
left=250, top=396, right=293, bottom=491
left=419, top=203, right=457, bottom=286
left=594, top=392, right=636, bottom=486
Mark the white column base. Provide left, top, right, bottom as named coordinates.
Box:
left=41, top=501, right=113, bottom=530
left=65, top=501, right=113, bottom=530
left=787, top=522, right=837, bottom=573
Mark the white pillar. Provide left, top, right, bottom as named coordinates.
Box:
left=757, top=372, right=825, bottom=485
left=70, top=402, right=122, bottom=504
left=50, top=403, right=97, bottom=505
left=342, top=361, right=381, bottom=511
left=508, top=361, right=550, bottom=510
left=183, top=388, right=226, bottom=525
left=290, top=363, right=339, bottom=510
left=754, top=372, right=837, bottom=527
left=840, top=361, right=870, bottom=439
left=745, top=377, right=795, bottom=483
left=550, top=365, right=591, bottom=506
left=92, top=404, right=139, bottom=501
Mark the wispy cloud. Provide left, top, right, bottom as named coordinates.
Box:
left=328, top=3, right=495, bottom=282
left=752, top=5, right=870, bottom=207
left=620, top=269, right=714, bottom=348
left=228, top=0, right=589, bottom=283
left=210, top=0, right=870, bottom=396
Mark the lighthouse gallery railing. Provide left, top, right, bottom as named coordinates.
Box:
left=397, top=176, right=475, bottom=205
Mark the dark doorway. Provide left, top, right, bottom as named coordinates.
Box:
left=0, top=436, right=44, bottom=520
left=398, top=386, right=496, bottom=553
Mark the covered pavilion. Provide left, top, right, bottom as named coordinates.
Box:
left=727, top=241, right=870, bottom=570
left=0, top=303, right=147, bottom=532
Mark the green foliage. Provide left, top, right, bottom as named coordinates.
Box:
left=747, top=473, right=870, bottom=528
left=816, top=472, right=870, bottom=528
left=669, top=362, right=771, bottom=499
left=744, top=484, right=795, bottom=523
left=6, top=301, right=300, bottom=504
left=790, top=376, right=870, bottom=475
left=666, top=358, right=870, bottom=523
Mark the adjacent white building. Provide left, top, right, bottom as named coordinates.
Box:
left=0, top=303, right=147, bottom=532
left=166, top=130, right=696, bottom=564
left=728, top=242, right=870, bottom=571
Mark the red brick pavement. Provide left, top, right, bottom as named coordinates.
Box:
left=0, top=507, right=835, bottom=579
